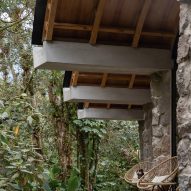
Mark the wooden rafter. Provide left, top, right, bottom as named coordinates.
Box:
left=132, top=0, right=152, bottom=48
left=43, top=0, right=58, bottom=40
left=101, top=73, right=108, bottom=87
left=71, top=71, right=79, bottom=87
left=89, top=0, right=106, bottom=45
left=107, top=104, right=111, bottom=109
left=84, top=102, right=90, bottom=108
left=100, top=73, right=110, bottom=109
left=128, top=74, right=136, bottom=89
left=78, top=73, right=150, bottom=82
left=128, top=74, right=136, bottom=109
left=54, top=23, right=175, bottom=38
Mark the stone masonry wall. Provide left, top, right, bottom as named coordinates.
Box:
left=150, top=71, right=171, bottom=162
left=138, top=103, right=153, bottom=161
left=138, top=72, right=171, bottom=162
left=177, top=1, right=191, bottom=190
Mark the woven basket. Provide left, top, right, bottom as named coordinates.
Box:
left=124, top=161, right=154, bottom=186
left=137, top=156, right=178, bottom=190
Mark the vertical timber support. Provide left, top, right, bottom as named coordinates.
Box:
left=177, top=1, right=191, bottom=190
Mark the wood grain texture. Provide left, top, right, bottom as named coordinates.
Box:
left=72, top=71, right=79, bottom=86
left=42, top=0, right=179, bottom=49
left=132, top=0, right=152, bottom=47
left=101, top=73, right=108, bottom=87
left=54, top=23, right=175, bottom=38
left=89, top=0, right=106, bottom=45
left=84, top=102, right=90, bottom=108
left=44, top=0, right=58, bottom=40
left=128, top=74, right=136, bottom=109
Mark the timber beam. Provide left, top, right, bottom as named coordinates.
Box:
left=33, top=41, right=172, bottom=75
left=63, top=86, right=151, bottom=105
left=77, top=108, right=144, bottom=120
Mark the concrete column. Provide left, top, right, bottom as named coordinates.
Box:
left=150, top=71, right=171, bottom=162
left=138, top=103, right=153, bottom=161
left=177, top=1, right=191, bottom=190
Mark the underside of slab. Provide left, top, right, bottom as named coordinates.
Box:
left=77, top=108, right=144, bottom=120
left=33, top=41, right=172, bottom=75
left=63, top=86, right=151, bottom=105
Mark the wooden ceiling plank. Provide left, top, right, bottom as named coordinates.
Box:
left=89, top=0, right=106, bottom=45
left=78, top=73, right=150, bottom=82
left=132, top=0, right=152, bottom=48
left=142, top=31, right=175, bottom=38
left=54, top=23, right=92, bottom=31
left=44, top=0, right=58, bottom=40
left=72, top=71, right=79, bottom=87
left=54, top=23, right=175, bottom=38
left=101, top=73, right=108, bottom=87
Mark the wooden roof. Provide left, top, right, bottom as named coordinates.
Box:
left=71, top=72, right=150, bottom=89
left=32, top=0, right=179, bottom=112
left=40, top=0, right=179, bottom=49
left=64, top=71, right=150, bottom=110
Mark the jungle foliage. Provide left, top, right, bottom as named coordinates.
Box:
left=0, top=1, right=139, bottom=190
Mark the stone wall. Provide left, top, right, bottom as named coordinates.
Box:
left=138, top=72, right=171, bottom=162
left=138, top=103, right=153, bottom=161
left=177, top=1, right=191, bottom=190
left=150, top=71, right=171, bottom=162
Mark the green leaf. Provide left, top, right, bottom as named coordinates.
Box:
left=73, top=120, right=82, bottom=127
left=51, top=165, right=61, bottom=175
left=20, top=169, right=33, bottom=174
left=8, top=183, right=21, bottom=190
left=0, top=100, right=4, bottom=108
left=81, top=126, right=91, bottom=133
left=43, top=181, right=52, bottom=191
left=27, top=116, right=33, bottom=125
left=21, top=93, right=27, bottom=97
left=67, top=172, right=80, bottom=191
left=1, top=112, right=8, bottom=119
left=100, top=128, right=107, bottom=134
left=0, top=180, right=6, bottom=187
left=10, top=173, right=19, bottom=181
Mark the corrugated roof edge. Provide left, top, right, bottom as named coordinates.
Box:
left=32, top=0, right=47, bottom=45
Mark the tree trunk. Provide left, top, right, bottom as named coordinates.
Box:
left=25, top=70, right=43, bottom=156
left=78, top=130, right=90, bottom=191
left=48, top=78, right=72, bottom=181
left=55, top=118, right=72, bottom=180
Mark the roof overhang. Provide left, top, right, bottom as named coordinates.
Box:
left=78, top=108, right=144, bottom=120
left=31, top=0, right=179, bottom=120
left=64, top=86, right=151, bottom=105
left=33, top=41, right=172, bottom=75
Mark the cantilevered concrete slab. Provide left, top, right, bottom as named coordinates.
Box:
left=33, top=41, right=172, bottom=75
left=77, top=108, right=144, bottom=120
left=64, top=86, right=151, bottom=105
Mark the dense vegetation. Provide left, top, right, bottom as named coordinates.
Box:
left=0, top=1, right=139, bottom=190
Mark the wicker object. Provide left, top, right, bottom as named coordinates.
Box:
left=124, top=161, right=154, bottom=186
left=137, top=156, right=178, bottom=190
